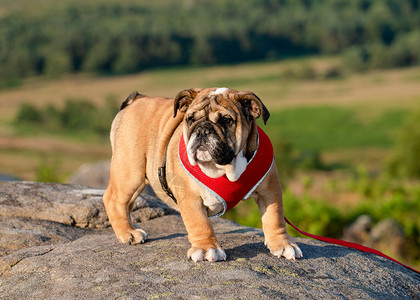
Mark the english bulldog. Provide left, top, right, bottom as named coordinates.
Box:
left=103, top=87, right=303, bottom=262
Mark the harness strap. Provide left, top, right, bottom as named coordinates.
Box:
left=158, top=132, right=177, bottom=204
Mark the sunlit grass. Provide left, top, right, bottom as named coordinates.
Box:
left=266, top=107, right=408, bottom=151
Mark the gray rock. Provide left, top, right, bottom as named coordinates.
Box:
left=67, top=160, right=111, bottom=188
left=370, top=218, right=406, bottom=259
left=67, top=160, right=156, bottom=196
left=0, top=216, right=90, bottom=257
left=343, top=215, right=406, bottom=259
left=0, top=181, right=177, bottom=255
left=343, top=214, right=372, bottom=244
left=0, top=182, right=419, bottom=299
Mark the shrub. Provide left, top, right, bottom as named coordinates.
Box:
left=387, top=108, right=420, bottom=178
left=323, top=65, right=344, bottom=79
left=35, top=157, right=66, bottom=183
left=388, top=31, right=420, bottom=67
left=60, top=99, right=96, bottom=130
left=281, top=64, right=318, bottom=80
left=15, top=103, right=44, bottom=125
left=272, top=138, right=296, bottom=184
left=342, top=46, right=369, bottom=72
left=283, top=190, right=346, bottom=238
left=296, top=150, right=325, bottom=170
left=13, top=97, right=119, bottom=138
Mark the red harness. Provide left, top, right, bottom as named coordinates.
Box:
left=179, top=126, right=274, bottom=217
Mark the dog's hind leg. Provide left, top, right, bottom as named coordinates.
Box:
left=103, top=157, right=148, bottom=245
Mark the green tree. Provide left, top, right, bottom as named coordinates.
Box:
left=1, top=0, right=420, bottom=83
left=112, top=40, right=140, bottom=74
left=44, top=50, right=73, bottom=77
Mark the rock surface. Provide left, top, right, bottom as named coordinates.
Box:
left=0, top=182, right=175, bottom=256
left=0, top=181, right=419, bottom=299
left=67, top=161, right=111, bottom=188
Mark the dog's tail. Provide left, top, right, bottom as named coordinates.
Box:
left=120, top=91, right=145, bottom=110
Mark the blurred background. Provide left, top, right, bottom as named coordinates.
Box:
left=0, top=0, right=419, bottom=268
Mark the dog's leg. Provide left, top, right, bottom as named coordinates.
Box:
left=103, top=161, right=148, bottom=245
left=177, top=197, right=226, bottom=262
left=254, top=167, right=303, bottom=260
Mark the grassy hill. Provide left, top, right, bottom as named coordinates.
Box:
left=1, top=57, right=420, bottom=180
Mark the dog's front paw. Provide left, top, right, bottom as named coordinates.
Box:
left=188, top=247, right=227, bottom=262
left=265, top=235, right=303, bottom=261
left=116, top=228, right=148, bottom=245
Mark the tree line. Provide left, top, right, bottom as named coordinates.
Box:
left=1, top=0, right=419, bottom=87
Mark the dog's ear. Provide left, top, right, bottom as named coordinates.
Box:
left=173, top=88, right=202, bottom=117
left=236, top=91, right=270, bottom=125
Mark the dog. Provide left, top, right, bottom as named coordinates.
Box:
left=103, top=87, right=303, bottom=262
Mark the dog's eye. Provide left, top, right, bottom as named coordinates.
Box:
left=187, top=115, right=195, bottom=125
left=219, top=116, right=234, bottom=127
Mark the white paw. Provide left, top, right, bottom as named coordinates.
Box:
left=205, top=248, right=227, bottom=262
left=188, top=247, right=226, bottom=263
left=118, top=228, right=148, bottom=245
left=270, top=244, right=303, bottom=261
left=189, top=249, right=204, bottom=262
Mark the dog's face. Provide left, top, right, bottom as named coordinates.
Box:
left=174, top=88, right=270, bottom=181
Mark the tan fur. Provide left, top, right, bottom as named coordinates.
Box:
left=103, top=88, right=302, bottom=261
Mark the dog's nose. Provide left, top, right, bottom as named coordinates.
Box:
left=197, top=126, right=210, bottom=137
left=196, top=123, right=214, bottom=138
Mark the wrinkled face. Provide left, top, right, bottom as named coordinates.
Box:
left=185, top=88, right=241, bottom=166
left=174, top=87, right=269, bottom=180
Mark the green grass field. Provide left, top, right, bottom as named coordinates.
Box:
left=267, top=107, right=408, bottom=151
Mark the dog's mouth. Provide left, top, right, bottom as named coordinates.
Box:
left=195, top=146, right=212, bottom=162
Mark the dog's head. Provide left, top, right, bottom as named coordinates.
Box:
left=174, top=87, right=270, bottom=181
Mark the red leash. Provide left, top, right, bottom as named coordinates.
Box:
left=284, top=217, right=420, bottom=274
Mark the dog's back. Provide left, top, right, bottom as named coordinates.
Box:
left=110, top=92, right=178, bottom=154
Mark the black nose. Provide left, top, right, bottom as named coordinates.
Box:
left=195, top=122, right=214, bottom=139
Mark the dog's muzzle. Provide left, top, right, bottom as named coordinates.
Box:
left=188, top=122, right=235, bottom=166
